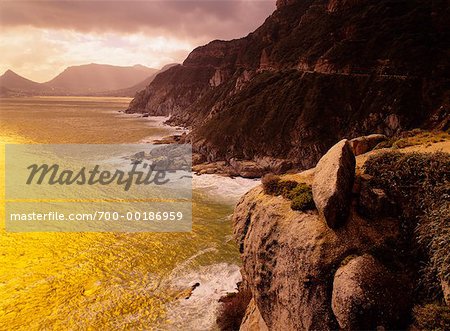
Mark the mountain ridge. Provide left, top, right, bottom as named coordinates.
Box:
left=43, top=63, right=157, bottom=93
left=126, top=0, right=450, bottom=174
left=0, top=63, right=172, bottom=96
left=94, top=63, right=179, bottom=97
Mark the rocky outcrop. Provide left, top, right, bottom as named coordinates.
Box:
left=192, top=156, right=293, bottom=178
left=229, top=159, right=265, bottom=179
left=240, top=299, right=269, bottom=331
left=349, top=134, right=387, bottom=156
left=332, top=254, right=409, bottom=330
left=127, top=0, right=449, bottom=170
left=232, top=143, right=450, bottom=330
left=327, top=0, right=363, bottom=13
left=312, top=139, right=355, bottom=228
left=232, top=183, right=407, bottom=330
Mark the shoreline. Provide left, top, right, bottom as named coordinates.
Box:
left=132, top=115, right=450, bottom=180
left=115, top=110, right=261, bottom=197
left=120, top=111, right=305, bottom=178
left=117, top=110, right=189, bottom=144
left=117, top=111, right=260, bottom=327
left=0, top=96, right=254, bottom=330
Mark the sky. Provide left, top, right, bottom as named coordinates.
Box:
left=0, top=0, right=275, bottom=82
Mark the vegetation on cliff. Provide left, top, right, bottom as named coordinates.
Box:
left=413, top=303, right=450, bottom=330
left=364, top=152, right=449, bottom=298
left=262, top=174, right=315, bottom=211
left=375, top=129, right=450, bottom=149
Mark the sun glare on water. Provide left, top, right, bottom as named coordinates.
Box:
left=0, top=97, right=242, bottom=330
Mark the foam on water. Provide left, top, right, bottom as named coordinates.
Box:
left=193, top=174, right=260, bottom=204
left=166, top=263, right=242, bottom=331
left=138, top=116, right=189, bottom=143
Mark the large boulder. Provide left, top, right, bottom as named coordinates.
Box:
left=230, top=159, right=265, bottom=178
left=332, top=254, right=409, bottom=330
left=312, top=139, right=355, bottom=229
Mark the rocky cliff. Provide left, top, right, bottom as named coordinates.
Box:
left=127, top=0, right=449, bottom=173
left=232, top=137, right=450, bottom=330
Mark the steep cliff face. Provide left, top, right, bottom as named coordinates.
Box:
left=127, top=0, right=449, bottom=171
left=232, top=138, right=450, bottom=330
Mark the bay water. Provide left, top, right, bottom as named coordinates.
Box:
left=0, top=97, right=258, bottom=330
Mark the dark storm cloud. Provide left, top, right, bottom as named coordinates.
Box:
left=0, top=1, right=276, bottom=40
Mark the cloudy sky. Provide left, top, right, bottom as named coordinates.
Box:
left=0, top=0, right=275, bottom=82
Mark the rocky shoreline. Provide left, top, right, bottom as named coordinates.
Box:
left=147, top=130, right=390, bottom=178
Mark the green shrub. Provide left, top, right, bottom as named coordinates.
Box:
left=261, top=174, right=298, bottom=197
left=277, top=180, right=299, bottom=198
left=291, top=190, right=315, bottom=211
left=261, top=173, right=281, bottom=195
left=289, top=183, right=315, bottom=211
left=286, top=183, right=311, bottom=199
left=263, top=175, right=315, bottom=211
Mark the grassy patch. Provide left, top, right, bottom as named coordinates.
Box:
left=374, top=129, right=450, bottom=150
left=262, top=174, right=315, bottom=211
left=261, top=174, right=298, bottom=197
left=363, top=151, right=450, bottom=298
left=417, top=194, right=450, bottom=285
left=363, top=152, right=449, bottom=219
left=413, top=304, right=450, bottom=331
left=290, top=184, right=315, bottom=211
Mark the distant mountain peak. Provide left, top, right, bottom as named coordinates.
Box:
left=1, top=69, right=34, bottom=82
left=0, top=69, right=43, bottom=92
left=65, top=63, right=153, bottom=70
left=2, top=69, right=20, bottom=77
left=43, top=63, right=159, bottom=93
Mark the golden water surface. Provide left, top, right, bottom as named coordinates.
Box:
left=0, top=97, right=240, bottom=330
